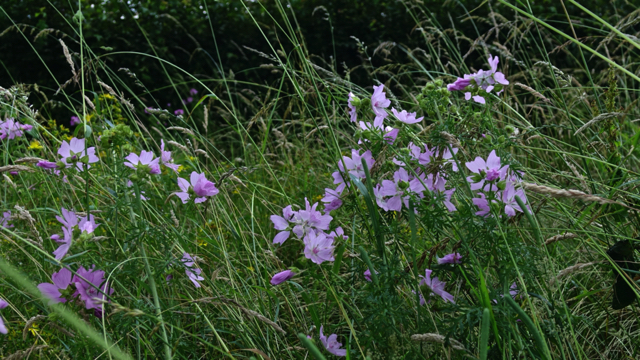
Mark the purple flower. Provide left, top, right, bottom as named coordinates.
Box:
left=501, top=182, right=528, bottom=217
left=472, top=193, right=493, bottom=217
left=379, top=168, right=426, bottom=212
left=437, top=253, right=462, bottom=265
left=181, top=252, right=204, bottom=288
left=57, top=137, right=99, bottom=171
left=37, top=268, right=73, bottom=304
left=373, top=184, right=389, bottom=211
left=0, top=298, right=8, bottom=334
left=124, top=150, right=161, bottom=175
left=419, top=269, right=455, bottom=303
left=347, top=92, right=357, bottom=122
left=70, top=116, right=80, bottom=126
left=36, top=160, right=58, bottom=169
left=363, top=269, right=378, bottom=282
left=78, top=214, right=99, bottom=234
left=291, top=199, right=333, bottom=239
left=428, top=174, right=457, bottom=212
left=52, top=226, right=72, bottom=260
left=493, top=282, right=519, bottom=304
left=270, top=270, right=295, bottom=285
left=1, top=211, right=13, bottom=229
left=446, top=78, right=471, bottom=91
left=270, top=205, right=296, bottom=245
left=391, top=108, right=423, bottom=124
left=326, top=227, right=348, bottom=242
left=190, top=88, right=198, bottom=96
left=73, top=266, right=113, bottom=313
left=371, top=84, right=390, bottom=123
left=303, top=231, right=335, bottom=264
left=383, top=127, right=399, bottom=145
left=447, top=54, right=509, bottom=104
left=186, top=97, right=193, bottom=103
left=465, top=150, right=508, bottom=191
left=335, top=149, right=375, bottom=183
left=56, top=207, right=78, bottom=229
left=176, top=171, right=219, bottom=204
left=0, top=118, right=32, bottom=140
left=320, top=325, right=346, bottom=357
left=321, top=187, right=343, bottom=212
left=174, top=109, right=184, bottom=116
left=160, top=139, right=180, bottom=173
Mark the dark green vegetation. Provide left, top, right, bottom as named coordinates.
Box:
left=1, top=0, right=640, bottom=359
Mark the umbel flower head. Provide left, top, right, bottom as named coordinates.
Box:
left=176, top=171, right=219, bottom=204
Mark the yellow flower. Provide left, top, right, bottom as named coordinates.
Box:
left=28, top=140, right=43, bottom=150
left=313, top=194, right=322, bottom=202
left=247, top=266, right=254, bottom=272
left=197, top=239, right=208, bottom=247
left=27, top=323, right=39, bottom=336
left=177, top=165, right=184, bottom=173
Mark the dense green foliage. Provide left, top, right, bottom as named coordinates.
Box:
left=1, top=0, right=640, bottom=359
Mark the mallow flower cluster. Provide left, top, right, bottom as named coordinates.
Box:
left=37, top=265, right=114, bottom=317
left=466, top=150, right=528, bottom=217
left=37, top=137, right=99, bottom=173
left=447, top=54, right=509, bottom=104
left=51, top=207, right=100, bottom=260
left=0, top=118, right=32, bottom=140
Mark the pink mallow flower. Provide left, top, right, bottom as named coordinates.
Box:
left=379, top=168, right=426, bottom=212
left=0, top=118, right=32, bottom=140
left=57, top=137, right=99, bottom=171
left=320, top=325, right=347, bottom=357
left=501, top=182, right=528, bottom=217
left=190, top=88, right=198, bottom=96
left=127, top=180, right=148, bottom=200
left=36, top=160, right=59, bottom=169
left=291, top=199, right=333, bottom=239
left=37, top=268, right=73, bottom=304
left=52, top=226, right=73, bottom=260
left=181, top=252, right=204, bottom=288
left=363, top=269, right=379, bottom=282
left=160, top=139, right=180, bottom=173
left=447, top=54, right=509, bottom=104
left=333, top=149, right=375, bottom=188
left=174, top=109, right=184, bottom=116
left=303, top=231, right=335, bottom=265
left=70, top=116, right=80, bottom=126
left=321, top=187, right=343, bottom=212
left=347, top=92, right=357, bottom=122
left=0, top=298, right=8, bottom=334
left=176, top=171, right=219, bottom=204
left=419, top=269, right=455, bottom=304
left=270, top=205, right=296, bottom=245
left=270, top=270, right=295, bottom=285
left=437, top=253, right=462, bottom=265
left=371, top=84, right=390, bottom=122
left=391, top=108, right=423, bottom=124
left=465, top=150, right=508, bottom=191
left=1, top=211, right=13, bottom=229
left=73, top=266, right=114, bottom=315
left=78, top=214, right=100, bottom=234
left=124, top=150, right=161, bottom=175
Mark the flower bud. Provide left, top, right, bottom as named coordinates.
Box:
left=497, top=180, right=506, bottom=191
left=350, top=95, right=361, bottom=108
left=434, top=79, right=444, bottom=88
left=425, top=82, right=436, bottom=91
left=360, top=98, right=371, bottom=109
left=398, top=180, right=410, bottom=190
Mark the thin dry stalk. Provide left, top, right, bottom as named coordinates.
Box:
left=13, top=205, right=43, bottom=245
left=410, top=333, right=467, bottom=351
left=3, top=174, right=16, bottom=190
left=194, top=149, right=210, bottom=159
left=0, top=165, right=34, bottom=173
left=23, top=315, right=47, bottom=340
left=166, top=141, right=190, bottom=152
left=574, top=112, right=625, bottom=135
left=3, top=345, right=49, bottom=360
left=544, top=233, right=579, bottom=245
left=551, top=262, right=596, bottom=285
left=440, top=132, right=467, bottom=155
left=514, top=82, right=551, bottom=103
left=166, top=126, right=195, bottom=136
left=522, top=182, right=632, bottom=209
left=197, top=297, right=286, bottom=334
left=59, top=39, right=76, bottom=79
left=14, top=157, right=45, bottom=164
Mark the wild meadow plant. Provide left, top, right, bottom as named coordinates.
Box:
left=1, top=1, right=640, bottom=359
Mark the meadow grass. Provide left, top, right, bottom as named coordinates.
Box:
left=1, top=1, right=640, bottom=359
